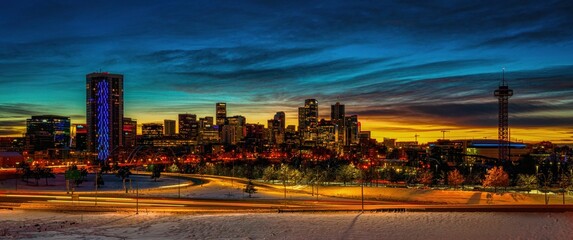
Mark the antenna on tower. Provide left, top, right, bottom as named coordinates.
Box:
left=501, top=67, right=506, bottom=86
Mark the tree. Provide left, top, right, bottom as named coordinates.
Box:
left=262, top=166, right=277, bottom=183
left=517, top=174, right=538, bottom=193
left=150, top=164, right=164, bottom=182
left=418, top=170, right=434, bottom=187
left=557, top=172, right=573, bottom=204
left=40, top=168, right=55, bottom=186
left=96, top=172, right=104, bottom=188
left=336, top=164, right=359, bottom=186
left=538, top=172, right=553, bottom=205
left=244, top=179, right=257, bottom=197
left=32, top=166, right=42, bottom=186
left=168, top=163, right=180, bottom=173
left=289, top=168, right=303, bottom=185
left=116, top=166, right=131, bottom=181
left=482, top=166, right=509, bottom=193
left=447, top=169, right=464, bottom=189
left=116, top=166, right=132, bottom=192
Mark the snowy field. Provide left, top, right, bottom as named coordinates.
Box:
left=1, top=210, right=571, bottom=239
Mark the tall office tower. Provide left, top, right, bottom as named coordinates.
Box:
left=164, top=120, right=176, bottom=136
left=216, top=103, right=227, bottom=126
left=331, top=102, right=346, bottom=145
left=25, top=115, right=71, bottom=152
left=298, top=99, right=318, bottom=141
left=345, top=115, right=359, bottom=146
left=122, top=118, right=137, bottom=148
left=73, top=124, right=88, bottom=151
left=494, top=70, right=513, bottom=161
left=86, top=72, right=124, bottom=162
left=178, top=114, right=196, bottom=139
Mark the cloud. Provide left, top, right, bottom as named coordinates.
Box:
left=0, top=104, right=46, bottom=116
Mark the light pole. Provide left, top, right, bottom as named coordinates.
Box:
left=136, top=179, right=139, bottom=215
left=361, top=170, right=364, bottom=213
left=95, top=169, right=98, bottom=206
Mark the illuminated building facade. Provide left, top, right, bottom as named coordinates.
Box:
left=86, top=72, right=123, bottom=162
left=73, top=124, right=88, bottom=151
left=178, top=114, right=196, bottom=139
left=164, top=119, right=176, bottom=136
left=142, top=123, right=163, bottom=145
left=331, top=102, right=346, bottom=145
left=25, top=115, right=71, bottom=152
left=216, top=102, right=227, bottom=126
left=122, top=118, right=137, bottom=148
left=298, top=99, right=318, bottom=141
left=345, top=115, right=359, bottom=146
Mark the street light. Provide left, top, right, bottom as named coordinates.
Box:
left=361, top=170, right=364, bottom=213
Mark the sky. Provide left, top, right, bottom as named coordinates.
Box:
left=0, top=0, right=572, bottom=143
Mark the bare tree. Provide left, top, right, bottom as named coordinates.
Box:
left=557, top=173, right=573, bottom=205
left=517, top=174, right=537, bottom=193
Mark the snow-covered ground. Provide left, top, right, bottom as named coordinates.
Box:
left=1, top=209, right=571, bottom=239
left=0, top=173, right=188, bottom=193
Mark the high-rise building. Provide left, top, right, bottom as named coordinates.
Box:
left=73, top=124, right=88, bottom=151
left=164, top=119, right=176, bottom=137
left=345, top=115, right=359, bottom=146
left=298, top=99, right=318, bottom=141
left=317, top=119, right=336, bottom=148
left=142, top=123, right=163, bottom=145
left=86, top=72, right=124, bottom=161
left=331, top=102, right=346, bottom=145
left=222, top=115, right=246, bottom=145
left=199, top=117, right=214, bottom=130
left=122, top=118, right=137, bottom=148
left=269, top=112, right=286, bottom=145
left=178, top=114, right=196, bottom=139
left=216, top=103, right=227, bottom=126
left=25, top=115, right=70, bottom=152
left=274, top=112, right=286, bottom=130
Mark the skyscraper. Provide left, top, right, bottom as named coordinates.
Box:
left=269, top=112, right=286, bottom=145
left=298, top=99, right=318, bottom=141
left=331, top=102, right=345, bottom=145
left=216, top=103, right=227, bottom=126
left=164, top=119, right=176, bottom=136
left=345, top=115, right=359, bottom=146
left=86, top=72, right=123, bottom=162
left=178, top=114, right=196, bottom=139
left=274, top=112, right=286, bottom=130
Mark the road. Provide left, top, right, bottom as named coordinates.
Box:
left=2, top=174, right=573, bottom=213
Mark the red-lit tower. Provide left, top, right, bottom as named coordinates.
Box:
left=494, top=70, right=513, bottom=161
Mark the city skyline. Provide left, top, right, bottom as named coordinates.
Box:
left=1, top=1, right=572, bottom=143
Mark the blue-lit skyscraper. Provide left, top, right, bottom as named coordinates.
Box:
left=86, top=72, right=124, bottom=162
